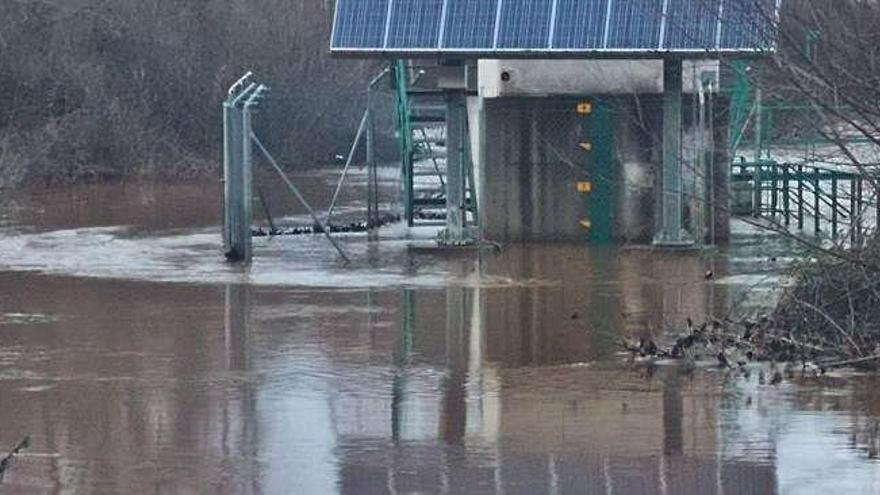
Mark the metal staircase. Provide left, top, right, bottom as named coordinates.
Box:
left=393, top=60, right=478, bottom=228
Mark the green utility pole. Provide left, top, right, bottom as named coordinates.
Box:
left=393, top=60, right=415, bottom=226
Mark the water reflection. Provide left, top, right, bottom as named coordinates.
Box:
left=0, top=244, right=878, bottom=492
left=332, top=273, right=774, bottom=494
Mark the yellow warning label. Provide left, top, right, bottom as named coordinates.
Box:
left=576, top=101, right=593, bottom=115
left=579, top=142, right=593, bottom=152
left=577, top=181, right=593, bottom=193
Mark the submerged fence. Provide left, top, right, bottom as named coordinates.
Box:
left=222, top=72, right=351, bottom=264
left=731, top=160, right=878, bottom=243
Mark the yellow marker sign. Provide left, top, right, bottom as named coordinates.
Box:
left=576, top=101, right=593, bottom=115
left=577, top=181, right=593, bottom=193
left=579, top=142, right=593, bottom=152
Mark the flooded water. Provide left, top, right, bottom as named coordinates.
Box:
left=1, top=171, right=879, bottom=493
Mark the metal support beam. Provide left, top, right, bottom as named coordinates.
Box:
left=442, top=90, right=468, bottom=243
left=366, top=101, right=379, bottom=229
left=654, top=59, right=693, bottom=247
left=326, top=110, right=368, bottom=224
left=251, top=133, right=351, bottom=263
left=366, top=68, right=389, bottom=230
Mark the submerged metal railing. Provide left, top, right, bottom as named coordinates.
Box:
left=731, top=160, right=877, bottom=243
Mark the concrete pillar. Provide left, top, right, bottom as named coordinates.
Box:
left=654, top=59, right=694, bottom=247
left=443, top=90, right=467, bottom=242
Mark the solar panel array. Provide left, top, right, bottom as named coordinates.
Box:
left=331, top=0, right=779, bottom=55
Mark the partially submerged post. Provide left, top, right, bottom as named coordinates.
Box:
left=654, top=59, right=691, bottom=247
left=223, top=74, right=260, bottom=262
left=440, top=65, right=469, bottom=244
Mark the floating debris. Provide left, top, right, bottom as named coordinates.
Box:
left=252, top=213, right=401, bottom=237
left=415, top=209, right=446, bottom=220
left=623, top=236, right=880, bottom=374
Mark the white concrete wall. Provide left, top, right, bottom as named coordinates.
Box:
left=479, top=60, right=719, bottom=98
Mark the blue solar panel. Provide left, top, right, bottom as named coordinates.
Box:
left=497, top=0, right=554, bottom=49
left=332, top=0, right=389, bottom=49
left=606, top=0, right=664, bottom=49
left=553, top=0, right=608, bottom=49
left=330, top=0, right=779, bottom=54
left=665, top=0, right=720, bottom=50
left=721, top=0, right=776, bottom=50
left=443, top=0, right=498, bottom=49
left=387, top=0, right=444, bottom=49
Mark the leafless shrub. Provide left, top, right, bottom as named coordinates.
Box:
left=0, top=0, right=380, bottom=186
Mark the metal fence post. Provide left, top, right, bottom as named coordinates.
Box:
left=753, top=164, right=762, bottom=217
left=770, top=162, right=778, bottom=219
left=224, top=91, right=250, bottom=262
left=831, top=175, right=839, bottom=238
left=222, top=75, right=259, bottom=263
left=797, top=165, right=804, bottom=229
left=222, top=100, right=238, bottom=253
left=783, top=164, right=790, bottom=226
left=813, top=167, right=820, bottom=234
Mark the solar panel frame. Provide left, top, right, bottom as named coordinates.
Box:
left=330, top=0, right=782, bottom=56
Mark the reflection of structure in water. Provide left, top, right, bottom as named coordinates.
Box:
left=327, top=248, right=778, bottom=493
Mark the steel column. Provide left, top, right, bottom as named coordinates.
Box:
left=654, top=59, right=693, bottom=246
left=443, top=90, right=467, bottom=243
left=813, top=167, right=820, bottom=234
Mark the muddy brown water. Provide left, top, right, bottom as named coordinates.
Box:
left=1, top=173, right=879, bottom=494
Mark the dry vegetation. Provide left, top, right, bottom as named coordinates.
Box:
left=761, top=0, right=880, bottom=368
left=0, top=0, right=380, bottom=187
left=623, top=0, right=880, bottom=371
